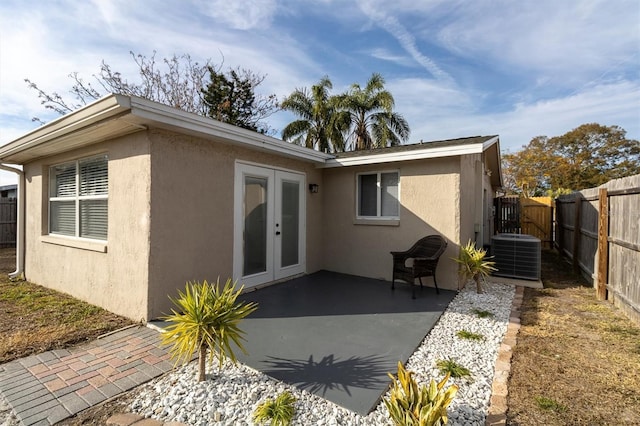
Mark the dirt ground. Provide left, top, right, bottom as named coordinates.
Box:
left=506, top=250, right=640, bottom=425
left=0, top=248, right=133, bottom=363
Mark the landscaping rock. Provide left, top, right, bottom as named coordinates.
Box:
left=126, top=282, right=514, bottom=425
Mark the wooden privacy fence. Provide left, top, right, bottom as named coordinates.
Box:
left=556, top=174, right=640, bottom=325
left=0, top=199, right=17, bottom=248
left=494, top=196, right=553, bottom=249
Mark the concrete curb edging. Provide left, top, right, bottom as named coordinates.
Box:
left=485, top=285, right=524, bottom=426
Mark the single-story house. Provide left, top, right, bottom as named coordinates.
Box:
left=0, top=94, right=502, bottom=321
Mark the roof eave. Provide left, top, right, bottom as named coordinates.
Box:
left=127, top=96, right=332, bottom=163
left=0, top=94, right=333, bottom=165
left=320, top=136, right=499, bottom=168
left=0, top=94, right=131, bottom=163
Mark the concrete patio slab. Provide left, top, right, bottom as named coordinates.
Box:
left=236, top=270, right=457, bottom=415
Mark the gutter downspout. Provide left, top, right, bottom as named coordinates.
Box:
left=0, top=165, right=24, bottom=278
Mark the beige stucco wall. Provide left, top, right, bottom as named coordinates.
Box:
left=458, top=154, right=481, bottom=249
left=22, top=132, right=152, bottom=321
left=21, top=125, right=498, bottom=319
left=146, top=129, right=324, bottom=319
left=321, top=157, right=462, bottom=290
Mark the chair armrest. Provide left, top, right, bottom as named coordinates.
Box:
left=390, top=250, right=410, bottom=259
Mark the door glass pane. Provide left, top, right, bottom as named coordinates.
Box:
left=381, top=172, right=399, bottom=217
left=281, top=180, right=299, bottom=268
left=358, top=174, right=377, bottom=216
left=243, top=176, right=268, bottom=276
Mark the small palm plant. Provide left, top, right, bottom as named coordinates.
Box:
left=161, top=278, right=258, bottom=382
left=453, top=240, right=497, bottom=294
left=253, top=391, right=297, bottom=426
left=384, top=362, right=458, bottom=426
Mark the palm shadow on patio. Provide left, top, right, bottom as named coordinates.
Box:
left=236, top=270, right=457, bottom=414
left=263, top=353, right=391, bottom=398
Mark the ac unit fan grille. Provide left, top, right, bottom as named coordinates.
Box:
left=491, top=234, right=541, bottom=280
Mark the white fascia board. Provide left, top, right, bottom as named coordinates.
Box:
left=320, top=142, right=487, bottom=168
left=482, top=136, right=500, bottom=151
left=128, top=96, right=333, bottom=164
left=0, top=94, right=131, bottom=160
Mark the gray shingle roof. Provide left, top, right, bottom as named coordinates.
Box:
left=334, top=135, right=498, bottom=158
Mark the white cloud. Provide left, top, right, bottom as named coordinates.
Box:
left=197, top=0, right=278, bottom=30
left=356, top=0, right=454, bottom=82
left=435, top=1, right=639, bottom=83
left=1, top=0, right=637, bottom=156
left=405, top=80, right=640, bottom=152
left=368, top=48, right=415, bottom=67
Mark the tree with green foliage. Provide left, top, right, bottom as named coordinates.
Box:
left=25, top=51, right=278, bottom=133
left=281, top=73, right=410, bottom=152
left=336, top=73, right=410, bottom=150
left=161, top=278, right=258, bottom=382
left=280, top=76, right=349, bottom=152
left=502, top=123, right=640, bottom=195
left=202, top=67, right=278, bottom=133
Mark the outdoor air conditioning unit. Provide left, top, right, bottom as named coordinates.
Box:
left=491, top=233, right=541, bottom=280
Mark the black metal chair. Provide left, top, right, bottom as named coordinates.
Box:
left=391, top=235, right=448, bottom=299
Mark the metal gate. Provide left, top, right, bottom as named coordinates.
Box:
left=494, top=196, right=554, bottom=249
left=494, top=196, right=521, bottom=234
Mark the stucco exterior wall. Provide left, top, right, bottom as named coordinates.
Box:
left=458, top=154, right=481, bottom=249
left=22, top=133, right=152, bottom=321
left=146, top=129, right=324, bottom=319
left=321, top=157, right=462, bottom=290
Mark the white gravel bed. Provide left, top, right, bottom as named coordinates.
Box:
left=130, top=281, right=515, bottom=426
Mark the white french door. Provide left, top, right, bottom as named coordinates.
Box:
left=233, top=163, right=306, bottom=288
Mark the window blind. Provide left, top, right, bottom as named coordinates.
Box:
left=49, top=154, right=108, bottom=241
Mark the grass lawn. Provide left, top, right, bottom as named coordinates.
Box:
left=0, top=248, right=133, bottom=364
left=507, top=250, right=640, bottom=425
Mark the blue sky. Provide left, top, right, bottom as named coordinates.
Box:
left=1, top=0, right=638, bottom=184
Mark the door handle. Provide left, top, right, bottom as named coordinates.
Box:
left=276, top=231, right=281, bottom=235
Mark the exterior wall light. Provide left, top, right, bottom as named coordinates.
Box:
left=309, top=183, right=319, bottom=193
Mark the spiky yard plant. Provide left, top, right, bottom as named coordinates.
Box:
left=453, top=240, right=497, bottom=293
left=161, top=278, right=258, bottom=382
left=253, top=391, right=297, bottom=426
left=456, top=330, right=485, bottom=341
left=436, top=359, right=472, bottom=379
left=384, top=362, right=458, bottom=426
left=471, top=308, right=495, bottom=318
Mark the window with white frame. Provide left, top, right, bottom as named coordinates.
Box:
left=357, top=171, right=399, bottom=218
left=49, top=154, right=108, bottom=240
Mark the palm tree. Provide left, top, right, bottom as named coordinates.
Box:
left=161, top=278, right=258, bottom=382
left=281, top=77, right=348, bottom=152
left=336, top=73, right=410, bottom=150
left=453, top=241, right=497, bottom=294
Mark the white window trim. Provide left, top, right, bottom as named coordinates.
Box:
left=48, top=154, right=108, bottom=242
left=355, top=170, right=400, bottom=221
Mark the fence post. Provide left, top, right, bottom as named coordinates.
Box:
left=572, top=194, right=582, bottom=273
left=596, top=188, right=609, bottom=300
left=556, top=199, right=563, bottom=253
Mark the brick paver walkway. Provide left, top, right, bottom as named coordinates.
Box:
left=0, top=325, right=174, bottom=425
